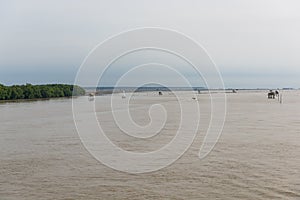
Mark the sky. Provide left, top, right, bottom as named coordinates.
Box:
left=0, top=0, right=300, bottom=88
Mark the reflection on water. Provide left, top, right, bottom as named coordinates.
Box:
left=0, top=91, right=300, bottom=199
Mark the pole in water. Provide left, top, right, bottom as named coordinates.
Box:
left=280, top=93, right=282, bottom=104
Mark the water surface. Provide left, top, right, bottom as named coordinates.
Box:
left=0, top=91, right=299, bottom=199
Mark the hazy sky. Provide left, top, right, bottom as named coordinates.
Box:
left=1, top=0, right=300, bottom=88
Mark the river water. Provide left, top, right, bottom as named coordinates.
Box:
left=0, top=90, right=299, bottom=199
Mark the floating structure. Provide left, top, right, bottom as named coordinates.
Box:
left=268, top=90, right=275, bottom=99
left=267, top=90, right=280, bottom=99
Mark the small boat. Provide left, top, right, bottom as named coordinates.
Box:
left=88, top=93, right=95, bottom=101
left=122, top=90, right=126, bottom=99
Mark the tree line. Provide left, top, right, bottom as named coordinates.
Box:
left=0, top=83, right=85, bottom=100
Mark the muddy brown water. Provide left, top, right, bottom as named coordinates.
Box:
left=0, top=91, right=299, bottom=199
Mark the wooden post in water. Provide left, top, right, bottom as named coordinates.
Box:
left=280, top=93, right=283, bottom=104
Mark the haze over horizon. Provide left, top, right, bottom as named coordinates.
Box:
left=1, top=0, right=300, bottom=88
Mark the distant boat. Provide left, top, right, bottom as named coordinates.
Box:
left=122, top=90, right=126, bottom=99
left=192, top=94, right=198, bottom=101
left=88, top=93, right=95, bottom=101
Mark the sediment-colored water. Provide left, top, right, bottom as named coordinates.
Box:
left=1, top=90, right=299, bottom=199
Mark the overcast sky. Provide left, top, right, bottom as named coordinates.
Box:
left=0, top=0, right=300, bottom=88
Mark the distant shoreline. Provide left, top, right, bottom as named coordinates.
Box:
left=84, top=87, right=297, bottom=96
left=1, top=86, right=297, bottom=103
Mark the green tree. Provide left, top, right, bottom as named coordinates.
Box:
left=10, top=86, right=24, bottom=99
left=0, top=83, right=85, bottom=100
left=0, top=84, right=8, bottom=100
